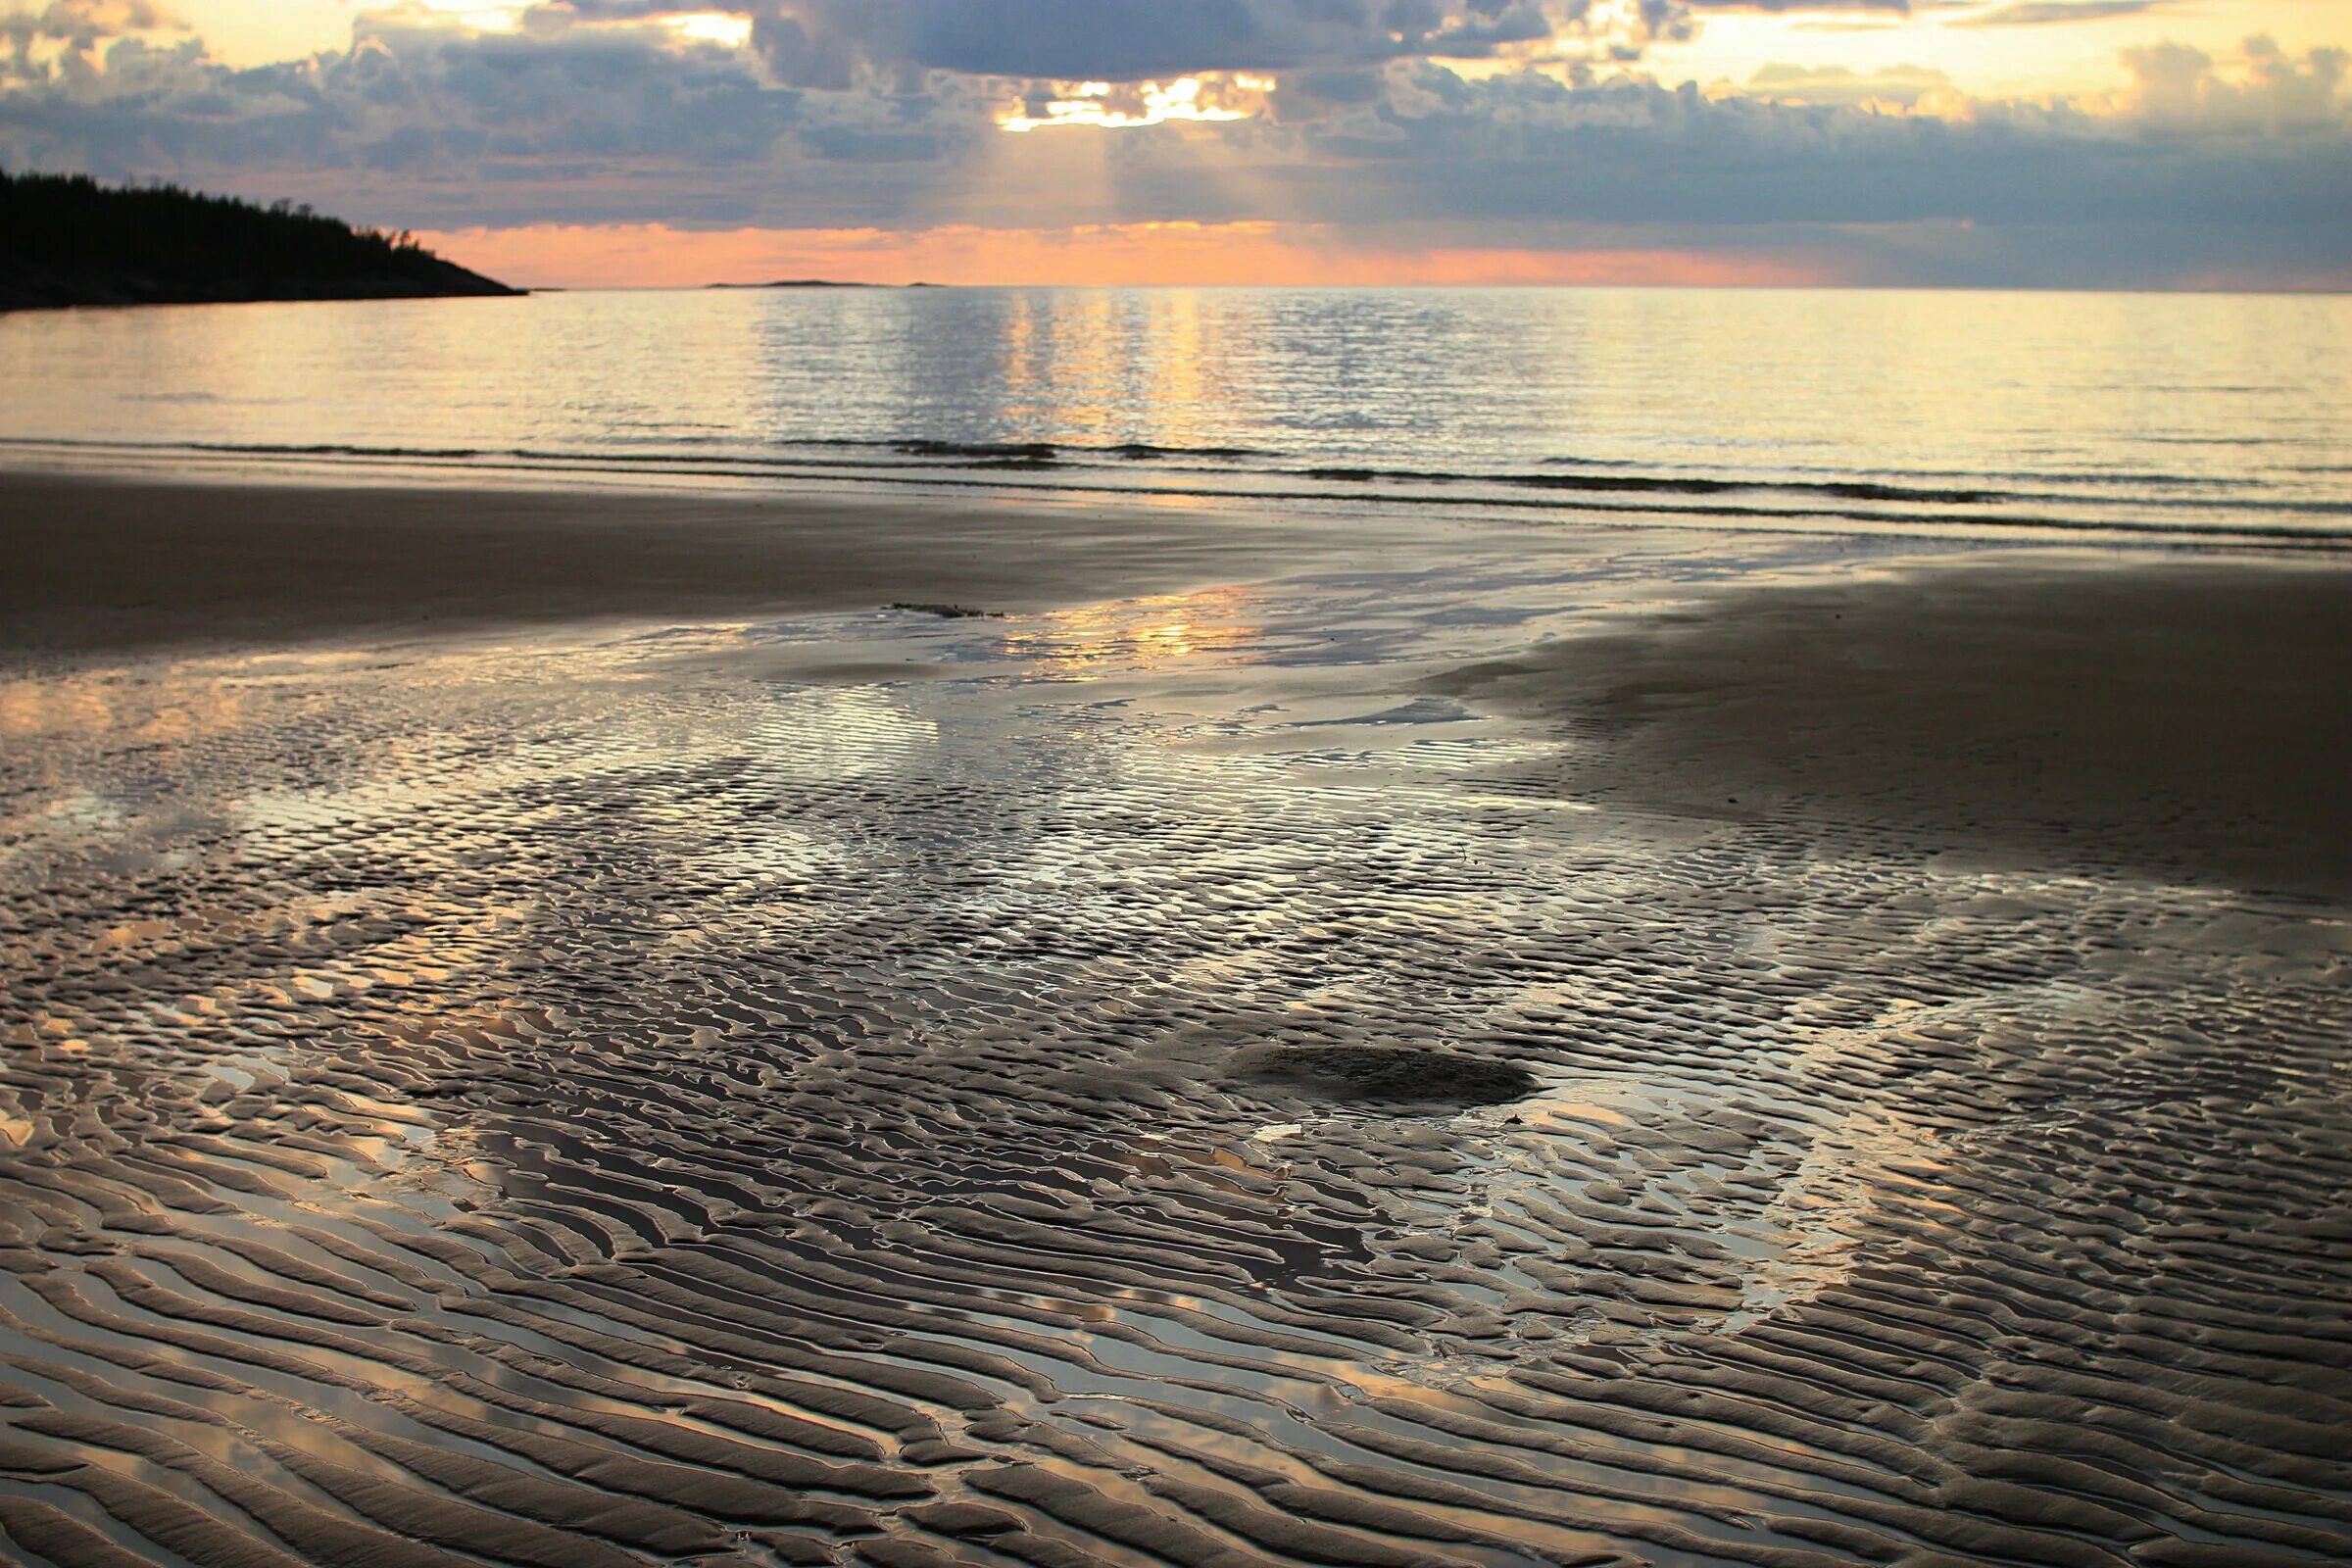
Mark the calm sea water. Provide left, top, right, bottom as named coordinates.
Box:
left=3, top=286, right=2347, bottom=542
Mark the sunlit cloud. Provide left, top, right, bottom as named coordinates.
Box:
left=1000, top=74, right=1271, bottom=132
left=1742, top=61, right=1958, bottom=107
left=369, top=0, right=525, bottom=31
left=0, top=0, right=183, bottom=80
left=658, top=11, right=755, bottom=49
left=1946, top=0, right=2171, bottom=26
left=353, top=2, right=758, bottom=44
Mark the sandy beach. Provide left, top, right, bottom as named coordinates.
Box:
left=3, top=471, right=2349, bottom=1568
left=0, top=472, right=1397, bottom=653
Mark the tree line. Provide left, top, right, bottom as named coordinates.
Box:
left=0, top=169, right=517, bottom=309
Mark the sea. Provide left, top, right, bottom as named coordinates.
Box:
left=3, top=284, right=2348, bottom=544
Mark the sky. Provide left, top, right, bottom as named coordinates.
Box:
left=2, top=0, right=2347, bottom=287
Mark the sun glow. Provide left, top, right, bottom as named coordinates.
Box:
left=1001, top=76, right=1263, bottom=132
left=661, top=11, right=755, bottom=49
left=345, top=3, right=756, bottom=46
left=402, top=0, right=525, bottom=31
left=411, top=219, right=1846, bottom=290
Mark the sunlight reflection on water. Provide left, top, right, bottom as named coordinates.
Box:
left=3, top=285, right=2346, bottom=540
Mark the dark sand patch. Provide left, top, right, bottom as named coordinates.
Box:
left=890, top=602, right=1008, bottom=619
left=1433, top=556, right=2352, bottom=899
left=1233, top=1046, right=1541, bottom=1108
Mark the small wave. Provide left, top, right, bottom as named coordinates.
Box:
left=187, top=440, right=492, bottom=461
left=6, top=434, right=2342, bottom=547
left=894, top=439, right=1060, bottom=462
left=889, top=438, right=1268, bottom=464
left=1103, top=442, right=1268, bottom=461
left=1306, top=466, right=2000, bottom=507
left=1547, top=457, right=2262, bottom=492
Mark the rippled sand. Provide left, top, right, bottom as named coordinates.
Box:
left=3, top=483, right=2349, bottom=1568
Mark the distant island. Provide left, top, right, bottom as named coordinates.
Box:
left=707, top=280, right=943, bottom=290
left=0, top=170, right=520, bottom=312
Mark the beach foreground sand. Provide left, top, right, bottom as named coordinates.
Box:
left=2, top=473, right=2348, bottom=1567
left=0, top=472, right=1398, bottom=652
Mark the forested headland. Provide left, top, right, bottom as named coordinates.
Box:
left=0, top=171, right=519, bottom=311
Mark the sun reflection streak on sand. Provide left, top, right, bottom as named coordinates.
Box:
left=995, top=585, right=1263, bottom=679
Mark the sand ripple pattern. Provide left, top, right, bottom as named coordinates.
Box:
left=4, top=563, right=2350, bottom=1568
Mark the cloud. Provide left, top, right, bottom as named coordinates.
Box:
left=3, top=0, right=177, bottom=83
left=1948, top=0, right=2168, bottom=28
left=1196, top=61, right=2351, bottom=233
left=0, top=16, right=1000, bottom=183
left=759, top=0, right=1571, bottom=81
left=5, top=0, right=175, bottom=40
left=539, top=0, right=1605, bottom=85
left=2116, top=35, right=2349, bottom=132
left=1746, top=62, right=1953, bottom=106
left=1683, top=0, right=1909, bottom=10
left=0, top=5, right=2343, bottom=288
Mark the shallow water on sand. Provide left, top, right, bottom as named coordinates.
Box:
left=3, top=542, right=2351, bottom=1566
left=3, top=286, right=2349, bottom=543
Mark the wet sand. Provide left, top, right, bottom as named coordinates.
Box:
left=1435, top=560, right=2352, bottom=900
left=0, top=471, right=1402, bottom=654
left=3, top=474, right=2350, bottom=1568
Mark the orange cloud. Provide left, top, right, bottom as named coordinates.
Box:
left=413, top=220, right=1848, bottom=289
